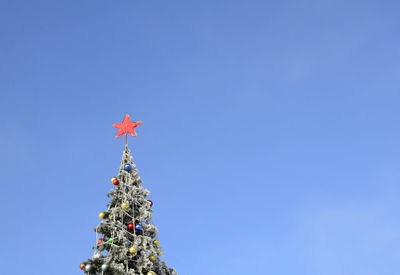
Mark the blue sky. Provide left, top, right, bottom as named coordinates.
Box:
left=1, top=0, right=400, bottom=274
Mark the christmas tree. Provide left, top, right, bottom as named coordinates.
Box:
left=80, top=115, right=177, bottom=275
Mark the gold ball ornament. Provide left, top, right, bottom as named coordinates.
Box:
left=129, top=246, right=137, bottom=255
left=149, top=256, right=156, bottom=262
left=121, top=202, right=130, bottom=210
left=110, top=177, right=117, bottom=183
left=99, top=212, right=106, bottom=219
left=153, top=240, right=160, bottom=246
left=147, top=271, right=156, bottom=275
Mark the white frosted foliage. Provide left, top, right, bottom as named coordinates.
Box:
left=82, top=146, right=177, bottom=275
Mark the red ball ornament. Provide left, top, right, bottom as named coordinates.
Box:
left=112, top=178, right=119, bottom=185
left=97, top=238, right=103, bottom=245
left=147, top=200, right=153, bottom=207
left=80, top=264, right=85, bottom=270
left=127, top=223, right=134, bottom=231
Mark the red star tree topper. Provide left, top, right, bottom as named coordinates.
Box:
left=112, top=114, right=142, bottom=144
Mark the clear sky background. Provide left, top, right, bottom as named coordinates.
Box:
left=1, top=1, right=400, bottom=274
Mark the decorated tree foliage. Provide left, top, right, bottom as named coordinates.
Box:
left=80, top=115, right=177, bottom=275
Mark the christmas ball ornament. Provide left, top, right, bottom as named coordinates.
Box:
left=147, top=200, right=153, bottom=207
left=153, top=240, right=160, bottom=246
left=147, top=271, right=156, bottom=275
left=99, top=212, right=106, bottom=219
left=108, top=237, right=113, bottom=243
left=80, top=263, right=85, bottom=270
left=129, top=245, right=137, bottom=254
left=127, top=223, right=134, bottom=231
left=101, top=263, right=110, bottom=271
left=121, top=202, right=130, bottom=210
left=85, top=264, right=92, bottom=272
left=135, top=224, right=143, bottom=232
left=110, top=177, right=117, bottom=183
left=149, top=255, right=156, bottom=262
left=124, top=164, right=132, bottom=171
left=97, top=238, right=103, bottom=245
left=112, top=178, right=120, bottom=185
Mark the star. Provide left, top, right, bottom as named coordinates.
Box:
left=112, top=115, right=142, bottom=141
